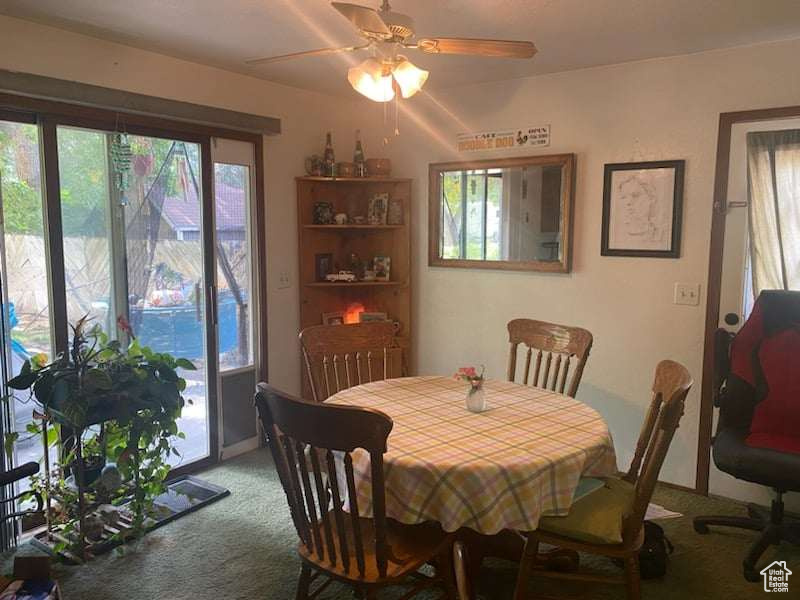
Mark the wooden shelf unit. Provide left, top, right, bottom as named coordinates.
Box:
left=302, top=224, right=404, bottom=230
left=297, top=176, right=412, bottom=397
left=304, top=281, right=406, bottom=288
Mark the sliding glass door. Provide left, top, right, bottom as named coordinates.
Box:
left=54, top=126, right=214, bottom=467
left=0, top=118, right=55, bottom=475
left=119, top=135, right=211, bottom=465
left=1, top=122, right=217, bottom=473
left=0, top=106, right=262, bottom=511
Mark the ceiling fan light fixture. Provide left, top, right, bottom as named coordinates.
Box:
left=392, top=58, right=428, bottom=99
left=348, top=57, right=395, bottom=102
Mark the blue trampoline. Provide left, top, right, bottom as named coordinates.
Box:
left=130, top=290, right=241, bottom=359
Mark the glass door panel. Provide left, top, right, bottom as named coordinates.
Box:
left=0, top=120, right=54, bottom=472
left=212, top=138, right=259, bottom=454
left=214, top=163, right=253, bottom=371
left=56, top=127, right=114, bottom=331
left=54, top=128, right=212, bottom=467
left=121, top=136, right=209, bottom=465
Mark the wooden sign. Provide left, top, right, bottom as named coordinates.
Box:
left=456, top=125, right=550, bottom=152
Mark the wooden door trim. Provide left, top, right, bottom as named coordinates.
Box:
left=696, top=104, right=800, bottom=495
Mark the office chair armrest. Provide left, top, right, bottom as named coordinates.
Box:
left=0, top=462, right=40, bottom=486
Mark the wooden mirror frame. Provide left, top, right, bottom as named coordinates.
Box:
left=428, top=154, right=575, bottom=273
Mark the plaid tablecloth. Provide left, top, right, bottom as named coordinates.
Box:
left=329, top=376, right=618, bottom=534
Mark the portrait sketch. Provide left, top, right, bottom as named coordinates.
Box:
left=602, top=161, right=684, bottom=258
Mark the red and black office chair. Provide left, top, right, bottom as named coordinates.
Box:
left=694, top=290, right=800, bottom=582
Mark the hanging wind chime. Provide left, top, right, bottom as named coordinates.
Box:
left=110, top=119, right=133, bottom=205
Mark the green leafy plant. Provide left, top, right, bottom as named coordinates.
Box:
left=5, top=315, right=195, bottom=556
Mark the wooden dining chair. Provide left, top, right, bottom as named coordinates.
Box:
left=506, top=318, right=593, bottom=398
left=300, top=321, right=402, bottom=402
left=512, top=360, right=693, bottom=600
left=254, top=383, right=463, bottom=600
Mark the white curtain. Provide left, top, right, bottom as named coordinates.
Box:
left=746, top=130, right=800, bottom=294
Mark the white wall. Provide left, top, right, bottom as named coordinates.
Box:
left=388, top=38, right=800, bottom=490
left=0, top=15, right=397, bottom=397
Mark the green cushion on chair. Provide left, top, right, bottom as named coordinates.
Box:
left=538, top=477, right=636, bottom=545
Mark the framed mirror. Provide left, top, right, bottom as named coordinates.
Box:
left=428, top=154, right=575, bottom=272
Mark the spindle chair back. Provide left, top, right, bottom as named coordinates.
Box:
left=255, top=383, right=461, bottom=599
left=300, top=322, right=401, bottom=402
left=506, top=318, right=593, bottom=398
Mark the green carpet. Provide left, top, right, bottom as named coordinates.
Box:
left=7, top=449, right=799, bottom=599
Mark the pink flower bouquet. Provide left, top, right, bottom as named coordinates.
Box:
left=454, top=365, right=485, bottom=390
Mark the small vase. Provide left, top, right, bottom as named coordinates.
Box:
left=465, top=385, right=486, bottom=413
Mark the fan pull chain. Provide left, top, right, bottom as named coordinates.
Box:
left=383, top=98, right=389, bottom=145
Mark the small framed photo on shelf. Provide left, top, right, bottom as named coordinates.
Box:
left=373, top=256, right=391, bottom=281
left=359, top=312, right=388, bottom=323
left=368, top=193, right=389, bottom=225
left=601, top=160, right=684, bottom=258
left=387, top=198, right=404, bottom=225
left=322, top=311, right=345, bottom=326
left=313, top=201, right=334, bottom=224
left=314, top=253, right=333, bottom=281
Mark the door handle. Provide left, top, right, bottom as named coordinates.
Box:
left=195, top=283, right=201, bottom=322
left=208, top=284, right=218, bottom=328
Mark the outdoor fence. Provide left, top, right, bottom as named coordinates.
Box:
left=4, top=234, right=246, bottom=354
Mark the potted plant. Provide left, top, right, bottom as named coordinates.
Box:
left=72, top=433, right=105, bottom=486
left=5, top=316, right=195, bottom=559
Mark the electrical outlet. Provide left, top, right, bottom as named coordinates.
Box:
left=674, top=283, right=700, bottom=306
left=277, top=271, right=291, bottom=289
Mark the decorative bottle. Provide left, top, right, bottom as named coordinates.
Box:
left=323, top=132, right=336, bottom=177
left=353, top=129, right=366, bottom=177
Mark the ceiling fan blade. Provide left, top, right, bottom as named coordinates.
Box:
left=332, top=2, right=391, bottom=36
left=414, top=38, right=537, bottom=58
left=246, top=44, right=367, bottom=66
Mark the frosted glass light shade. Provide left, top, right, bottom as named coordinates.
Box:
left=348, top=58, right=394, bottom=102
left=392, top=59, right=429, bottom=98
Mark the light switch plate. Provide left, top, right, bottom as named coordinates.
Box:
left=277, top=271, right=291, bottom=289
left=674, top=282, right=700, bottom=306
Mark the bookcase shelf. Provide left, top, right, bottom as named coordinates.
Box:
left=297, top=176, right=412, bottom=399
left=302, top=224, right=403, bottom=230
left=304, top=281, right=405, bottom=288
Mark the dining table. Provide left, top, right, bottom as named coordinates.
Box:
left=328, top=375, right=618, bottom=579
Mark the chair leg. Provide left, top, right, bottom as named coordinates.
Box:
left=433, top=543, right=459, bottom=600
left=693, top=515, right=764, bottom=534
left=624, top=555, right=641, bottom=600
left=512, top=533, right=540, bottom=600
left=743, top=525, right=777, bottom=582
left=296, top=564, right=312, bottom=600
left=452, top=541, right=471, bottom=600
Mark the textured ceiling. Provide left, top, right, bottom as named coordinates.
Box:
left=2, top=0, right=800, bottom=97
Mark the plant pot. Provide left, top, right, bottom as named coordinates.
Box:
left=71, top=456, right=106, bottom=486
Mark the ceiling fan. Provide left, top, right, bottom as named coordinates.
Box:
left=246, top=0, right=537, bottom=102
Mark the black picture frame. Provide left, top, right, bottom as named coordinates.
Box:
left=601, top=160, right=684, bottom=258
left=315, top=253, right=333, bottom=281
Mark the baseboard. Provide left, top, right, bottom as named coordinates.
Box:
left=615, top=470, right=702, bottom=496
left=657, top=479, right=702, bottom=495
left=219, top=437, right=260, bottom=461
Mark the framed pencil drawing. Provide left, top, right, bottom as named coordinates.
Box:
left=601, top=160, right=684, bottom=258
